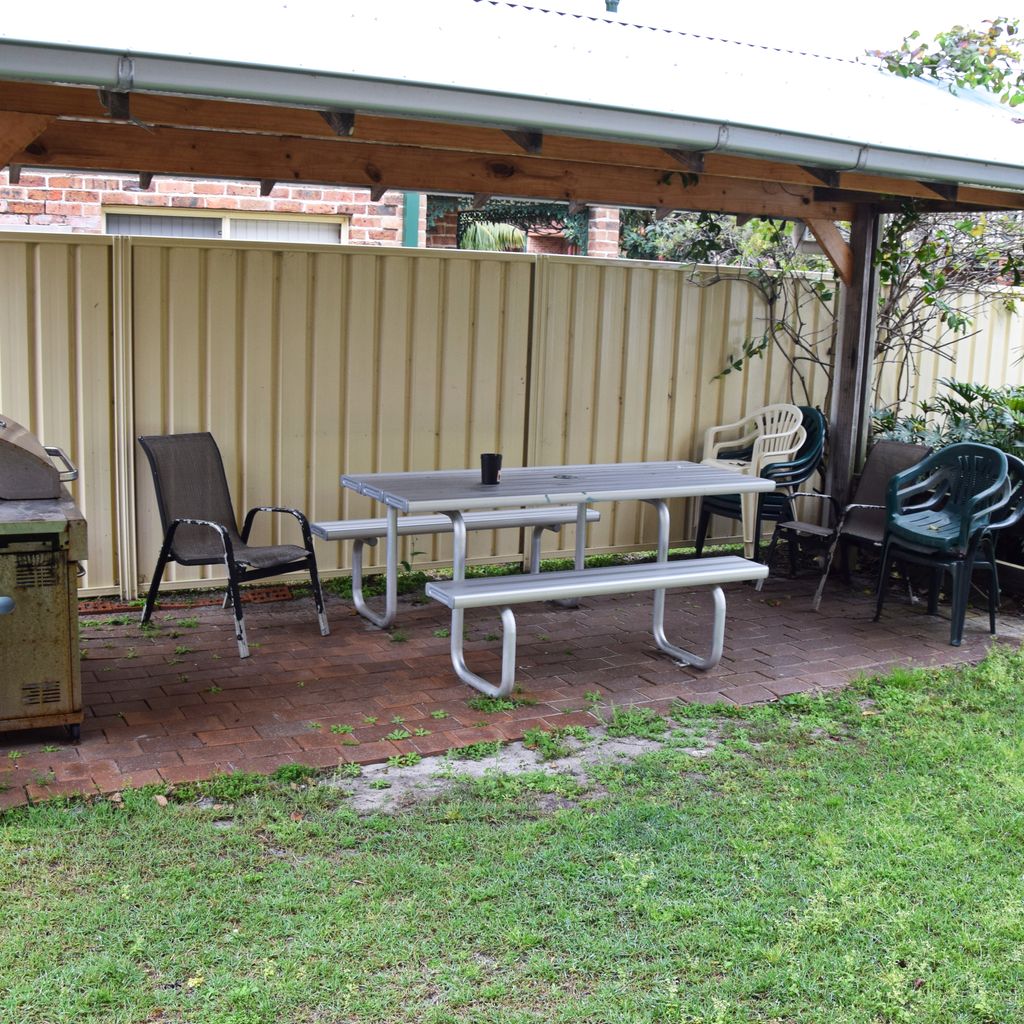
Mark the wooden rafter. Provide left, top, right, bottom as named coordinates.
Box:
left=12, top=120, right=857, bottom=220
left=0, top=82, right=1021, bottom=213
left=504, top=129, right=543, bottom=154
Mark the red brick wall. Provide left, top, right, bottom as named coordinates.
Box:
left=426, top=209, right=459, bottom=249
left=587, top=207, right=620, bottom=258
left=0, top=170, right=407, bottom=244
left=526, top=231, right=571, bottom=255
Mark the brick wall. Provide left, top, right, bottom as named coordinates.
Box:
left=587, top=207, right=620, bottom=258
left=0, top=170, right=407, bottom=244
left=526, top=230, right=571, bottom=255
left=426, top=209, right=459, bottom=249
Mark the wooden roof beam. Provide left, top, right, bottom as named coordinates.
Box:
left=12, top=120, right=857, bottom=221
left=811, top=186, right=1009, bottom=214
left=0, top=82, right=1022, bottom=211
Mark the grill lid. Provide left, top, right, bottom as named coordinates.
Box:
left=0, top=416, right=68, bottom=500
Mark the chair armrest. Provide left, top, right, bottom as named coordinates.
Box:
left=703, top=420, right=758, bottom=460
left=963, top=476, right=1010, bottom=518
left=166, top=517, right=236, bottom=561
left=959, top=476, right=1012, bottom=548
left=241, top=506, right=314, bottom=548
left=789, top=491, right=841, bottom=522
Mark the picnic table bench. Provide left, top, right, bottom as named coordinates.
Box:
left=426, top=555, right=767, bottom=697
left=311, top=505, right=600, bottom=622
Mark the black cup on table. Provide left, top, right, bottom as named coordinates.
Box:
left=480, top=452, right=502, bottom=485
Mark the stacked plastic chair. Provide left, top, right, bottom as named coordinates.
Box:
left=874, top=443, right=1016, bottom=646
left=696, top=405, right=824, bottom=561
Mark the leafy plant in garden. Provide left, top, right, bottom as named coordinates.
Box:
left=458, top=220, right=526, bottom=252
left=872, top=206, right=1024, bottom=412
left=868, top=18, right=1024, bottom=415
left=873, top=378, right=1024, bottom=454
left=871, top=16, right=1023, bottom=106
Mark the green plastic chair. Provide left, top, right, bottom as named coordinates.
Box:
left=874, top=442, right=1009, bottom=645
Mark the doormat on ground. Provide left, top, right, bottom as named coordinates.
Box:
left=79, top=585, right=295, bottom=614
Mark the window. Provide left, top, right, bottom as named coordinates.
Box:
left=103, top=208, right=349, bottom=244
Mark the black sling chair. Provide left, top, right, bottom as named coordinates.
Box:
left=138, top=432, right=328, bottom=658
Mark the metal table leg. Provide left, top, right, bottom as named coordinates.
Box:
left=354, top=504, right=399, bottom=629
left=646, top=497, right=670, bottom=637
left=554, top=500, right=589, bottom=608
left=442, top=509, right=516, bottom=695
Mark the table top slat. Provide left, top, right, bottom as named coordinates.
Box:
left=341, top=460, right=773, bottom=514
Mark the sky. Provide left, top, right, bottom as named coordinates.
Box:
left=542, top=0, right=1016, bottom=59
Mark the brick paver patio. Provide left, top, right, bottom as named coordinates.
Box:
left=2, top=571, right=1021, bottom=808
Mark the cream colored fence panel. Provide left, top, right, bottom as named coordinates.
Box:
left=873, top=291, right=1024, bottom=415
left=130, top=240, right=534, bottom=587
left=0, top=234, right=117, bottom=593
left=7, top=230, right=1024, bottom=598
left=528, top=258, right=826, bottom=553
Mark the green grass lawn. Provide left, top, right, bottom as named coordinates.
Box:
left=4, top=648, right=1024, bottom=1023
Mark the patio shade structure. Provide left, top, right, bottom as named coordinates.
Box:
left=1, top=0, right=1023, bottom=495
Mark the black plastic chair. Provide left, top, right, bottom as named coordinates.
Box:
left=137, top=432, right=329, bottom=658
left=695, top=406, right=827, bottom=561
left=874, top=443, right=1012, bottom=646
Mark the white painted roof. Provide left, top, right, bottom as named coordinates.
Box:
left=2, top=0, right=1022, bottom=191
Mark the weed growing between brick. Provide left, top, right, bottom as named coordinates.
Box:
left=4, top=648, right=1024, bottom=1022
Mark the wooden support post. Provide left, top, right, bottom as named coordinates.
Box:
left=828, top=205, right=880, bottom=507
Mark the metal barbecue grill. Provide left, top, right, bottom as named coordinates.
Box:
left=0, top=416, right=86, bottom=740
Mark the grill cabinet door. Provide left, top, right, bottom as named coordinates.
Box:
left=0, top=537, right=79, bottom=723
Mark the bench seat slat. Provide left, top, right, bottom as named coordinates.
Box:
left=311, top=505, right=599, bottom=541
left=426, top=556, right=767, bottom=609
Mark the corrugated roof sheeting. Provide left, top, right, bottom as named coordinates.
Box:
left=0, top=0, right=1021, bottom=191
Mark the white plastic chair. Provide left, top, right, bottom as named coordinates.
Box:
left=700, top=403, right=806, bottom=557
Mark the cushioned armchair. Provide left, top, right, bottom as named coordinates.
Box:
left=138, top=432, right=329, bottom=658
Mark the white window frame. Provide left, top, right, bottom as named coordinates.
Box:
left=102, top=206, right=350, bottom=243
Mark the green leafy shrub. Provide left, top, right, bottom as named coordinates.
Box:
left=874, top=379, right=1024, bottom=455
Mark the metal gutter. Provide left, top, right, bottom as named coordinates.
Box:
left=3, top=40, right=1024, bottom=194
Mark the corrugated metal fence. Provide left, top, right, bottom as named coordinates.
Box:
left=1, top=233, right=1020, bottom=597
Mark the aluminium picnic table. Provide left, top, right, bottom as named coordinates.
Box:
left=340, top=460, right=775, bottom=630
